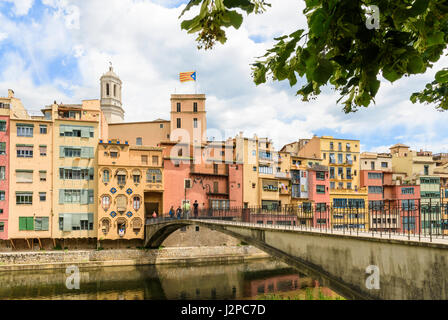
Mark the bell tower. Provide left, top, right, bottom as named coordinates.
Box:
left=100, top=63, right=125, bottom=123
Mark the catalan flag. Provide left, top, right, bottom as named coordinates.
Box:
left=179, top=71, right=196, bottom=83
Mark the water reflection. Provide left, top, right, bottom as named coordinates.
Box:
left=0, top=259, right=342, bottom=300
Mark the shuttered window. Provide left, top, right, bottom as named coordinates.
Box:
left=39, top=171, right=47, bottom=181
left=146, top=169, right=162, bottom=183
left=17, top=145, right=33, bottom=158
left=59, top=189, right=94, bottom=204
left=59, top=213, right=93, bottom=231
left=60, top=125, right=94, bottom=138
left=17, top=124, right=33, bottom=137
left=0, top=142, right=5, bottom=155
left=0, top=120, right=6, bottom=132
left=19, top=217, right=34, bottom=230
left=59, top=167, right=94, bottom=180
left=34, top=217, right=49, bottom=231
left=60, top=146, right=94, bottom=158
left=16, top=170, right=33, bottom=183
left=116, top=195, right=127, bottom=212
left=39, top=145, right=47, bottom=156
left=0, top=222, right=4, bottom=232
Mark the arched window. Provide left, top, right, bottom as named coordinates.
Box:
left=132, top=169, right=141, bottom=184
left=116, top=169, right=127, bottom=185
left=178, top=148, right=183, bottom=157
left=103, top=170, right=110, bottom=183
left=116, top=195, right=127, bottom=212
left=146, top=169, right=162, bottom=183
left=132, top=217, right=142, bottom=233
left=102, top=195, right=111, bottom=210
left=106, top=83, right=110, bottom=96
left=133, top=196, right=141, bottom=210
left=100, top=218, right=111, bottom=234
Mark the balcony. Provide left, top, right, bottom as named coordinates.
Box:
left=275, top=172, right=291, bottom=179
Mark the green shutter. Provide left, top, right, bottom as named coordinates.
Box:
left=42, top=217, right=49, bottom=231
left=26, top=217, right=34, bottom=231
left=90, top=147, right=94, bottom=158
left=88, top=213, right=94, bottom=225
left=88, top=190, right=94, bottom=204
left=81, top=190, right=88, bottom=204
left=63, top=213, right=72, bottom=231
left=59, top=190, right=65, bottom=204
left=60, top=146, right=65, bottom=158
left=80, top=213, right=88, bottom=221
left=60, top=125, right=66, bottom=135
left=19, top=217, right=27, bottom=231
left=72, top=214, right=81, bottom=229
left=34, top=218, right=42, bottom=231
left=89, top=167, right=94, bottom=179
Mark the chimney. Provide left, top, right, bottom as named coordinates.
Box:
left=8, top=89, right=14, bottom=98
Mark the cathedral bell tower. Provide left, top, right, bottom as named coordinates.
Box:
left=100, top=64, right=125, bottom=123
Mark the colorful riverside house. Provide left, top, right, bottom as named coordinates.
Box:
left=0, top=91, right=11, bottom=241
left=390, top=144, right=440, bottom=234
left=162, top=140, right=242, bottom=215
left=8, top=95, right=53, bottom=249
left=42, top=101, right=104, bottom=244
left=307, top=165, right=330, bottom=228
left=97, top=139, right=163, bottom=243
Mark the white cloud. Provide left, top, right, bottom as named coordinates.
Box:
left=0, top=0, right=34, bottom=16
left=0, top=32, right=7, bottom=42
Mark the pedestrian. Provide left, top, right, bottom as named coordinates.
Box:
left=176, top=206, right=182, bottom=219
left=193, top=200, right=199, bottom=219
left=169, top=206, right=175, bottom=219
left=183, top=201, right=191, bottom=219
left=152, top=211, right=157, bottom=221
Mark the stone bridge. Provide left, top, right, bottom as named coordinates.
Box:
left=145, top=219, right=448, bottom=300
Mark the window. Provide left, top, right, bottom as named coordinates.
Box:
left=160, top=124, right=164, bottom=129
left=368, top=186, right=383, bottom=194
left=17, top=124, right=33, bottom=137
left=39, top=125, right=47, bottom=134
left=381, top=162, right=388, bottom=168
left=0, top=222, right=3, bottom=232
left=60, top=125, right=94, bottom=138
left=401, top=187, right=415, bottom=195
left=39, top=192, right=46, bottom=202
left=193, top=118, right=198, bottom=128
left=402, top=200, right=415, bottom=211
left=0, top=121, right=6, bottom=132
left=323, top=153, right=326, bottom=159
left=346, top=154, right=352, bottom=164
left=316, top=185, right=325, bottom=194
left=329, top=142, right=334, bottom=150
left=213, top=181, right=219, bottom=193
left=338, top=142, right=342, bottom=151
left=347, top=182, right=352, bottom=189
left=136, top=137, right=142, bottom=146
left=16, top=170, right=33, bottom=183
left=177, top=118, right=181, bottom=128
left=330, top=167, right=335, bottom=179
left=139, top=155, right=147, bottom=165
left=424, top=165, right=429, bottom=175
left=133, top=196, right=141, bottom=210
left=102, top=196, right=111, bottom=210
left=346, top=168, right=352, bottom=179
left=19, top=217, right=34, bottom=231
left=116, top=195, right=127, bottom=212
left=193, top=102, right=198, bottom=113
left=346, top=143, right=351, bottom=151
left=0, top=191, right=4, bottom=201
left=147, top=169, right=162, bottom=183
left=59, top=213, right=94, bottom=231
left=338, top=154, right=343, bottom=164
left=34, top=218, right=48, bottom=231
left=40, top=145, right=47, bottom=156
left=64, top=147, right=81, bottom=158
left=117, top=173, right=126, bottom=185
left=371, top=161, right=375, bottom=170
left=16, top=192, right=32, bottom=205
left=59, top=168, right=94, bottom=180
left=368, top=172, right=382, bottom=179
left=103, top=170, right=110, bottom=183
left=177, top=102, right=181, bottom=112
left=152, top=156, right=159, bottom=165
left=17, top=145, right=33, bottom=158
left=329, top=153, right=335, bottom=164
left=106, top=83, right=110, bottom=96
left=0, top=142, right=5, bottom=155
left=330, top=182, right=335, bottom=189
left=253, top=166, right=257, bottom=172
left=133, top=174, right=140, bottom=184
left=316, top=171, right=325, bottom=180
left=110, top=151, right=118, bottom=158
left=114, top=84, right=117, bottom=97
left=258, top=166, right=273, bottom=174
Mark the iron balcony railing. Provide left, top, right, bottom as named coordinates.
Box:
left=147, top=199, right=448, bottom=243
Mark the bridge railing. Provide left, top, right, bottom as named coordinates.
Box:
left=147, top=199, right=448, bottom=242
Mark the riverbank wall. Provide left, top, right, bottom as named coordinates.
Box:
left=0, top=246, right=269, bottom=272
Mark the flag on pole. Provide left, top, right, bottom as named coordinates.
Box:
left=179, top=71, right=196, bottom=83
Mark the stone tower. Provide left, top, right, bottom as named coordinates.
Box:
left=100, top=65, right=125, bottom=123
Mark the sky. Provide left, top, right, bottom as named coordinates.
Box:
left=0, top=0, right=447, bottom=153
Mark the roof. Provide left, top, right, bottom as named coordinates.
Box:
left=109, top=119, right=170, bottom=125
left=390, top=143, right=410, bottom=149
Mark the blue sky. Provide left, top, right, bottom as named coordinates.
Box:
left=0, top=0, right=447, bottom=152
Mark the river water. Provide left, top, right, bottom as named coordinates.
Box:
left=0, top=258, right=343, bottom=300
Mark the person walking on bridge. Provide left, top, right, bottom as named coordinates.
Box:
left=176, top=206, right=182, bottom=219
left=193, top=200, right=199, bottom=219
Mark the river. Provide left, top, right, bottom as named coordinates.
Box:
left=0, top=258, right=344, bottom=300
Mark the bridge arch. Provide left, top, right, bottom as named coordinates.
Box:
left=144, top=220, right=369, bottom=300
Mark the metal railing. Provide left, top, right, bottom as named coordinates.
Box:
left=146, top=199, right=448, bottom=243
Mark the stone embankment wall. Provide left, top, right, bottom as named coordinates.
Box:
left=0, top=246, right=269, bottom=272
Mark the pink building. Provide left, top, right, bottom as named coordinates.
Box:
left=307, top=165, right=330, bottom=228
left=360, top=169, right=385, bottom=207
left=0, top=115, right=8, bottom=240
left=162, top=142, right=243, bottom=214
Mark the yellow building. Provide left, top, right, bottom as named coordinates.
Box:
left=8, top=107, right=53, bottom=246
left=97, top=140, right=163, bottom=241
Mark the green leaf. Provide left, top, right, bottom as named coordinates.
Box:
left=435, top=70, right=448, bottom=83
left=407, top=55, right=425, bottom=74
left=179, top=0, right=202, bottom=18
left=226, top=10, right=244, bottom=29
left=427, top=32, right=445, bottom=46
left=383, top=66, right=401, bottom=83
left=407, top=0, right=429, bottom=17
left=313, top=59, right=333, bottom=84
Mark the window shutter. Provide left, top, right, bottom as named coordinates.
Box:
left=88, top=190, right=94, bottom=204
left=59, top=190, right=65, bottom=204
left=81, top=127, right=90, bottom=138
left=89, top=147, right=94, bottom=158
left=89, top=167, right=94, bottom=179
left=63, top=213, right=72, bottom=231
left=19, top=217, right=27, bottom=231
left=88, top=213, right=94, bottom=225
left=71, top=214, right=81, bottom=229
left=81, top=147, right=89, bottom=158
left=60, top=146, right=65, bottom=158
left=26, top=217, right=34, bottom=231
left=42, top=217, right=49, bottom=231
left=81, top=190, right=88, bottom=204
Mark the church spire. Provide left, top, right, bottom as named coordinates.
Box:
left=100, top=63, right=125, bottom=123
